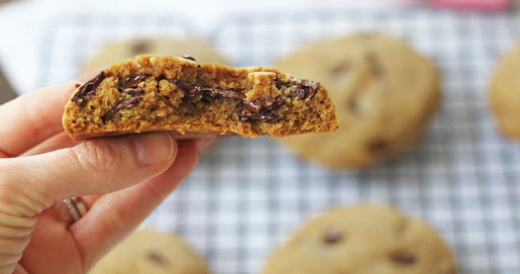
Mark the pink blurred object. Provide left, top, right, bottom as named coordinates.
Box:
left=429, top=0, right=512, bottom=11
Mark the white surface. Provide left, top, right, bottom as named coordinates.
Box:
left=39, top=8, right=520, bottom=274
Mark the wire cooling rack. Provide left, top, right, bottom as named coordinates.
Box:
left=40, top=8, right=520, bottom=274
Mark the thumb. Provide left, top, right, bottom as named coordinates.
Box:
left=0, top=132, right=177, bottom=217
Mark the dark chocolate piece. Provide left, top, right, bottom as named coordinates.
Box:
left=276, top=78, right=320, bottom=100
left=177, top=54, right=196, bottom=62
left=102, top=97, right=141, bottom=122
left=147, top=250, right=168, bottom=267
left=390, top=251, right=416, bottom=265
left=242, top=97, right=285, bottom=113
left=132, top=41, right=150, bottom=54
left=71, top=72, right=107, bottom=102
left=324, top=229, right=343, bottom=244
left=118, top=74, right=147, bottom=95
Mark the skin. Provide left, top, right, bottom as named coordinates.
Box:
left=0, top=72, right=209, bottom=274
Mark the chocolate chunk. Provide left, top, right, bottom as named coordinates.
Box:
left=147, top=250, right=168, bottom=267
left=102, top=97, right=141, bottom=122
left=132, top=41, right=150, bottom=54
left=324, top=228, right=343, bottom=244
left=177, top=54, right=196, bottom=62
left=286, top=79, right=320, bottom=100
left=118, top=74, right=147, bottom=95
left=71, top=72, right=107, bottom=102
left=368, top=140, right=390, bottom=154
left=390, top=251, right=416, bottom=265
left=184, top=85, right=245, bottom=102
left=243, top=97, right=285, bottom=113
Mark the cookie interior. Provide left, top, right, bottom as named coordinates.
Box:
left=63, top=55, right=338, bottom=139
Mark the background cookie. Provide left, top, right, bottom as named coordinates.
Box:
left=262, top=205, right=457, bottom=274
left=83, top=37, right=230, bottom=73
left=90, top=230, right=209, bottom=274
left=489, top=41, right=520, bottom=140
left=276, top=33, right=440, bottom=168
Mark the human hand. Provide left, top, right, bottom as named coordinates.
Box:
left=0, top=75, right=204, bottom=274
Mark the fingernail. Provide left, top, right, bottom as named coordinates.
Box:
left=133, top=133, right=175, bottom=166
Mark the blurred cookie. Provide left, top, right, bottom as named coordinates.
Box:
left=83, top=38, right=230, bottom=73
left=90, top=230, right=209, bottom=274
left=276, top=33, right=440, bottom=168
left=262, top=204, right=457, bottom=274
left=489, top=41, right=520, bottom=140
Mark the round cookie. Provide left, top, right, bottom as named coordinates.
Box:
left=83, top=37, right=230, bottom=72
left=489, top=41, right=520, bottom=140
left=276, top=33, right=440, bottom=168
left=262, top=205, right=457, bottom=274
left=90, top=230, right=209, bottom=274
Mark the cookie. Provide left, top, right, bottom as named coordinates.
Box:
left=63, top=55, right=338, bottom=140
left=262, top=205, right=457, bottom=274
left=276, top=33, right=440, bottom=168
left=489, top=41, right=520, bottom=140
left=83, top=38, right=230, bottom=72
left=90, top=230, right=209, bottom=274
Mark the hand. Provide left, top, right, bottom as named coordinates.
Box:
left=0, top=75, right=203, bottom=274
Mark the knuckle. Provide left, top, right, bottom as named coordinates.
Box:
left=70, top=139, right=119, bottom=174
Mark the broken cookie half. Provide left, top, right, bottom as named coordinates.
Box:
left=63, top=55, right=338, bottom=140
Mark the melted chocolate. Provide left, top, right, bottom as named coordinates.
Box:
left=181, top=84, right=286, bottom=122
left=276, top=78, right=320, bottom=100
left=102, top=97, right=141, bottom=122
left=97, top=73, right=319, bottom=124
left=118, top=74, right=146, bottom=95
left=71, top=72, right=107, bottom=102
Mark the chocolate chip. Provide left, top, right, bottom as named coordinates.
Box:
left=368, top=140, right=390, bottom=154
left=74, top=83, right=81, bottom=88
left=71, top=72, right=107, bottom=102
left=390, top=251, right=416, bottom=265
left=177, top=54, right=196, bottom=62
left=147, top=250, right=168, bottom=267
left=287, top=79, right=320, bottom=100
left=118, top=74, right=147, bottom=95
left=324, top=228, right=343, bottom=244
left=132, top=41, right=150, bottom=54
left=102, top=97, right=141, bottom=122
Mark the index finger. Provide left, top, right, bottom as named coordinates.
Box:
left=0, top=69, right=102, bottom=157
left=0, top=81, right=79, bottom=157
